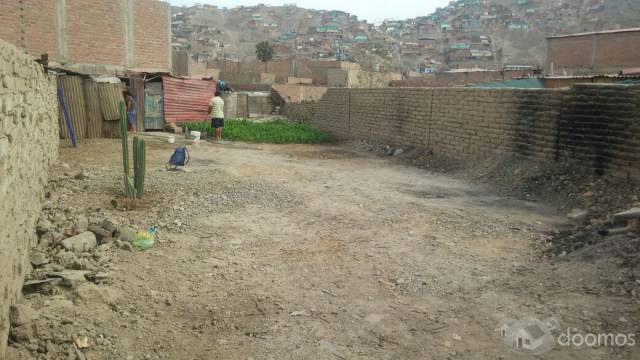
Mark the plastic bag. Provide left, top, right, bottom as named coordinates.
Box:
left=132, top=226, right=157, bottom=250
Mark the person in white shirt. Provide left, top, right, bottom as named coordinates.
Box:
left=208, top=91, right=225, bottom=140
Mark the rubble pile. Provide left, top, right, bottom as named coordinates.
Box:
left=546, top=207, right=640, bottom=266
left=6, top=166, right=148, bottom=360
left=352, top=140, right=407, bottom=157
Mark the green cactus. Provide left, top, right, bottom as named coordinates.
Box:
left=133, top=136, right=146, bottom=197
left=119, top=101, right=146, bottom=198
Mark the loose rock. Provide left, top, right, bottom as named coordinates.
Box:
left=567, top=208, right=589, bottom=224
left=30, top=251, right=49, bottom=267
left=116, top=226, right=136, bottom=243
left=88, top=224, right=113, bottom=244
left=613, top=208, right=640, bottom=223
left=61, top=232, right=97, bottom=252
left=73, top=216, right=89, bottom=234
left=9, top=304, right=39, bottom=327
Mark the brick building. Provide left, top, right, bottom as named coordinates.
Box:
left=546, top=28, right=640, bottom=76
left=0, top=0, right=172, bottom=74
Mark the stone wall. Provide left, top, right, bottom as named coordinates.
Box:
left=308, top=85, right=640, bottom=178
left=0, top=40, right=59, bottom=356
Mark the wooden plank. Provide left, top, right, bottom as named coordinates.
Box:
left=129, top=77, right=146, bottom=132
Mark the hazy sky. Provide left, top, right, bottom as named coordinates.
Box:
left=169, top=0, right=450, bottom=22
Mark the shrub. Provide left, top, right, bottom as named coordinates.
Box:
left=180, top=119, right=331, bottom=144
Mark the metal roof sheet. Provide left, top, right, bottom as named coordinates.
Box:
left=162, top=76, right=216, bottom=123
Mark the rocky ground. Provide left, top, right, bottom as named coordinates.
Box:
left=5, top=136, right=640, bottom=359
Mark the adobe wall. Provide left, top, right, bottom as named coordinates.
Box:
left=308, top=84, right=640, bottom=178
left=0, top=40, right=59, bottom=357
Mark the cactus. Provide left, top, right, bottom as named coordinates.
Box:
left=133, top=136, right=146, bottom=197
left=119, top=101, right=146, bottom=198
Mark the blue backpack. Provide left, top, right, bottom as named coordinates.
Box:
left=169, top=146, right=190, bottom=167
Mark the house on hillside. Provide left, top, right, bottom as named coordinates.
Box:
left=354, top=33, right=369, bottom=43
left=279, top=31, right=297, bottom=41
left=508, top=20, right=529, bottom=30
left=419, top=38, right=437, bottom=49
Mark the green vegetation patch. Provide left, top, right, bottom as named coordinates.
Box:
left=181, top=119, right=332, bottom=144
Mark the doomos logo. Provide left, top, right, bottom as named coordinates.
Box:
left=496, top=317, right=636, bottom=355
left=496, top=317, right=557, bottom=355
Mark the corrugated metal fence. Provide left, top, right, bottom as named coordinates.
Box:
left=58, top=75, right=124, bottom=140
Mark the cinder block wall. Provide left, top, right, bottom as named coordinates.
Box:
left=308, top=85, right=640, bottom=178
left=0, top=40, right=59, bottom=356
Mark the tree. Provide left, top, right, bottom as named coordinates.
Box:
left=256, top=41, right=274, bottom=72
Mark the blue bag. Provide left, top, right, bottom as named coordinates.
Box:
left=169, top=146, right=190, bottom=167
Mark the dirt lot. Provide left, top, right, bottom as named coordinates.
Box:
left=7, top=135, right=640, bottom=360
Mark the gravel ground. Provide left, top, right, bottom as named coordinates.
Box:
left=6, top=136, right=640, bottom=360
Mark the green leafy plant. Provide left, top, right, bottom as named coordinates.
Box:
left=180, top=119, right=331, bottom=144
left=256, top=41, right=275, bottom=72
left=119, top=101, right=146, bottom=198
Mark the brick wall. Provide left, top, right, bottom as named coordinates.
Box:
left=133, top=0, right=170, bottom=70
left=307, top=85, right=640, bottom=178
left=547, top=30, right=640, bottom=75
left=0, top=39, right=59, bottom=357
left=66, top=0, right=126, bottom=67
left=0, top=0, right=170, bottom=73
left=0, top=1, right=59, bottom=58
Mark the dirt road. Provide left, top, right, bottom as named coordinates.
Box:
left=9, top=137, right=639, bottom=360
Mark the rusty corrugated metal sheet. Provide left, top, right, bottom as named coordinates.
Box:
left=162, top=76, right=216, bottom=123
left=58, top=76, right=87, bottom=139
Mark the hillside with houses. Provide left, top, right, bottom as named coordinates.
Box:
left=171, top=0, right=640, bottom=73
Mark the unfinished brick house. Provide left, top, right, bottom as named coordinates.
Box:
left=0, top=0, right=172, bottom=74
left=546, top=28, right=640, bottom=76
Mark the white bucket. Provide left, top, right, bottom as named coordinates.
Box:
left=191, top=131, right=201, bottom=141
left=168, top=136, right=175, bottom=144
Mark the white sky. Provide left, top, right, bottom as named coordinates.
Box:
left=168, top=0, right=450, bottom=22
